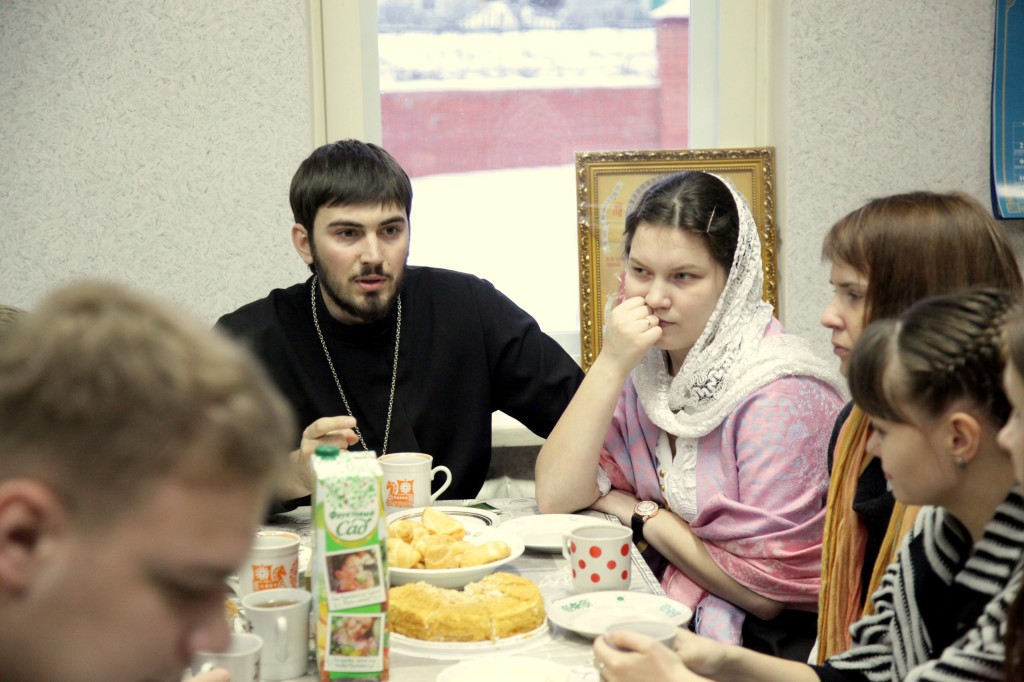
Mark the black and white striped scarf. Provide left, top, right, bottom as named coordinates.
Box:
left=821, top=486, right=1024, bottom=681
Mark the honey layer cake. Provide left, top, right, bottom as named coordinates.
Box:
left=388, top=572, right=545, bottom=642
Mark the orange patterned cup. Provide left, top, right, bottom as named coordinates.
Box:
left=238, top=530, right=300, bottom=597
left=377, top=452, right=452, bottom=516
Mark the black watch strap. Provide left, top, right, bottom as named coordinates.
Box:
left=631, top=512, right=645, bottom=544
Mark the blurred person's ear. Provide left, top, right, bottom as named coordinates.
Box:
left=0, top=480, right=65, bottom=593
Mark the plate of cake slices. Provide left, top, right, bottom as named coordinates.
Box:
left=388, top=573, right=551, bottom=659
left=546, top=591, right=692, bottom=639
left=437, top=655, right=569, bottom=680
left=499, top=514, right=620, bottom=553
left=386, top=507, right=524, bottom=588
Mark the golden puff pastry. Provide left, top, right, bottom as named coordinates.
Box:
left=412, top=531, right=455, bottom=558
left=387, top=508, right=511, bottom=570
left=421, top=506, right=467, bottom=540
left=423, top=540, right=472, bottom=569
left=457, top=540, right=512, bottom=567
left=387, top=537, right=422, bottom=569
left=388, top=520, right=428, bottom=544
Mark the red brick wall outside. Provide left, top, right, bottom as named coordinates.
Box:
left=657, top=17, right=689, bottom=149
left=381, top=18, right=690, bottom=178
left=382, top=86, right=664, bottom=177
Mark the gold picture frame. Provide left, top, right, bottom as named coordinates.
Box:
left=576, top=147, right=778, bottom=371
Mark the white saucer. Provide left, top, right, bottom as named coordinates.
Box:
left=546, top=591, right=692, bottom=639
left=499, top=514, right=619, bottom=553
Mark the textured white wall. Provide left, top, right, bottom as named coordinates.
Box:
left=2, top=0, right=1021, bottom=356
left=776, top=0, right=1024, bottom=362
left=0, top=0, right=313, bottom=323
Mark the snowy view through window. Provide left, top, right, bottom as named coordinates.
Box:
left=378, top=0, right=675, bottom=354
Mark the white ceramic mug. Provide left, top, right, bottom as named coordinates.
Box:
left=241, top=587, right=312, bottom=681
left=604, top=620, right=678, bottom=649
left=562, top=524, right=632, bottom=593
left=238, top=530, right=300, bottom=597
left=189, top=632, right=262, bottom=682
left=377, top=452, right=452, bottom=515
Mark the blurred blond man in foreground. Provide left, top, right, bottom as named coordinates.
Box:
left=0, top=282, right=294, bottom=682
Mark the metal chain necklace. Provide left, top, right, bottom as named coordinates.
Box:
left=310, top=275, right=401, bottom=455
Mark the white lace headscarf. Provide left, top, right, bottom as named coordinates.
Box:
left=632, top=173, right=846, bottom=439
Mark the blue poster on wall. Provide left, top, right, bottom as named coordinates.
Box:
left=993, top=0, right=1024, bottom=218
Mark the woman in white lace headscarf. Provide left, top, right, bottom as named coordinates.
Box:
left=536, top=171, right=845, bottom=656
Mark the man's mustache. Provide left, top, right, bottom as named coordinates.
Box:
left=354, top=265, right=387, bottom=279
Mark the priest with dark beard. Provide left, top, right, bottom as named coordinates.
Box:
left=217, top=139, right=584, bottom=511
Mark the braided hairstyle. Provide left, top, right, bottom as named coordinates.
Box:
left=848, top=287, right=1015, bottom=429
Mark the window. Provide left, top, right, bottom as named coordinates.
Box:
left=312, top=0, right=765, bottom=364
left=379, top=0, right=690, bottom=361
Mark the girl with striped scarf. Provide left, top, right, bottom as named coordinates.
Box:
left=995, top=304, right=1024, bottom=680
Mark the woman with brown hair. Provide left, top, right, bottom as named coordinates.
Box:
left=816, top=191, right=1023, bottom=660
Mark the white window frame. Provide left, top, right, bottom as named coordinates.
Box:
left=308, top=0, right=382, bottom=147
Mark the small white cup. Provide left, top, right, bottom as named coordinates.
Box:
left=189, top=632, right=262, bottom=682
left=604, top=620, right=678, bottom=648
left=241, top=587, right=312, bottom=681
left=377, top=452, right=452, bottom=515
left=562, top=524, right=633, bottom=593
left=238, top=530, right=300, bottom=597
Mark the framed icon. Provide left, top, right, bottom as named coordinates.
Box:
left=575, top=147, right=778, bottom=371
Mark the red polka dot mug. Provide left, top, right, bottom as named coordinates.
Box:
left=561, top=524, right=633, bottom=593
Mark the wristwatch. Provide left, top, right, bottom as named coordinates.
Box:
left=631, top=500, right=661, bottom=544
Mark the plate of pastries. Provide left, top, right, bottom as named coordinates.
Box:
left=386, top=506, right=525, bottom=589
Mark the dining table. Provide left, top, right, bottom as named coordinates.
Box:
left=248, top=497, right=674, bottom=682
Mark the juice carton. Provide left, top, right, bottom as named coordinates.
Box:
left=312, top=447, right=389, bottom=681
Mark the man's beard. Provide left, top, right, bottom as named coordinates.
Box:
left=311, top=252, right=403, bottom=324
